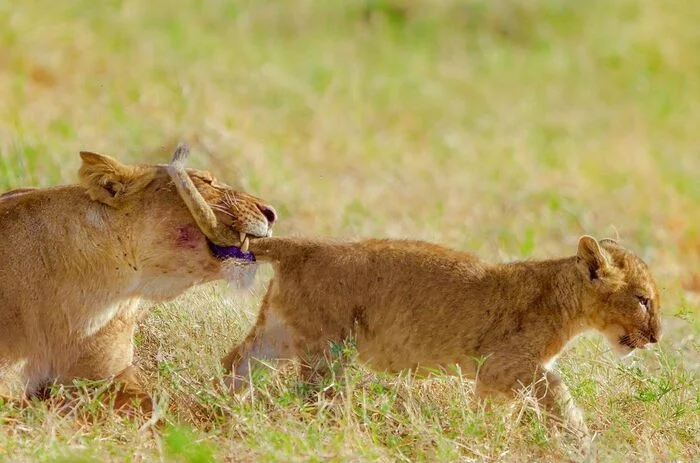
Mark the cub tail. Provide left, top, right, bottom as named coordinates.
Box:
left=249, top=237, right=323, bottom=263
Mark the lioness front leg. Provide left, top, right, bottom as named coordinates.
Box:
left=59, top=313, right=152, bottom=415
left=0, top=393, right=31, bottom=409
left=475, top=356, right=589, bottom=441
left=221, top=285, right=297, bottom=390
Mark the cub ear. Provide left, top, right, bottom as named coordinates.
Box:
left=577, top=235, right=609, bottom=280
left=78, top=151, right=132, bottom=206
left=599, top=238, right=623, bottom=249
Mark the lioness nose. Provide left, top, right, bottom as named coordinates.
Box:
left=257, top=204, right=277, bottom=225
left=649, top=333, right=658, bottom=343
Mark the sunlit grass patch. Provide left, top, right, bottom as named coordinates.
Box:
left=0, top=0, right=698, bottom=460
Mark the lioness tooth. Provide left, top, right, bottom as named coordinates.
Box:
left=239, top=232, right=246, bottom=244
left=241, top=236, right=250, bottom=252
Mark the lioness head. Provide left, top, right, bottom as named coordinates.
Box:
left=78, top=144, right=275, bottom=297
left=577, top=235, right=662, bottom=357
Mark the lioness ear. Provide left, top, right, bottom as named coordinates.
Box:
left=78, top=151, right=131, bottom=206
left=577, top=235, right=609, bottom=280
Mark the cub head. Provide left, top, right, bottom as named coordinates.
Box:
left=576, top=235, right=662, bottom=357
left=78, top=144, right=276, bottom=298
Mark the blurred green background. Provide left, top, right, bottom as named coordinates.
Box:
left=0, top=1, right=698, bottom=461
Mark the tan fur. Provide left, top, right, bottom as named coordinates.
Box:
left=222, top=236, right=661, bottom=439
left=0, top=148, right=275, bottom=412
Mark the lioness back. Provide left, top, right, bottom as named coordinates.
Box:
left=0, top=186, right=94, bottom=356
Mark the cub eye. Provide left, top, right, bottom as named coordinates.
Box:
left=637, top=296, right=650, bottom=311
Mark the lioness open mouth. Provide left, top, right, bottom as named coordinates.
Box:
left=167, top=143, right=270, bottom=263
left=207, top=234, right=255, bottom=262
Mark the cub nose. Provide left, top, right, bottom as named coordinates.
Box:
left=257, top=204, right=277, bottom=226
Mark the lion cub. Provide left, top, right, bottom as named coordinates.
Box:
left=222, top=236, right=661, bottom=437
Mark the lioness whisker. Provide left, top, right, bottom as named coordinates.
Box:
left=211, top=205, right=236, bottom=218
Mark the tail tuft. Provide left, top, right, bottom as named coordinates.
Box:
left=170, top=142, right=191, bottom=168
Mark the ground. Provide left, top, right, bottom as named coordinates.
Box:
left=0, top=1, right=698, bottom=461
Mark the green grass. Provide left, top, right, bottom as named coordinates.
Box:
left=1, top=0, right=699, bottom=461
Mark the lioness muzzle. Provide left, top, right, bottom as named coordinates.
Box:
left=167, top=143, right=241, bottom=246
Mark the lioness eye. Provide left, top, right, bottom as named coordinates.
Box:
left=637, top=296, right=650, bottom=311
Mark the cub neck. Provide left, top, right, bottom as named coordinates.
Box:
left=491, top=256, right=598, bottom=360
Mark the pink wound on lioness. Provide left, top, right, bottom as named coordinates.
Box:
left=175, top=224, right=201, bottom=249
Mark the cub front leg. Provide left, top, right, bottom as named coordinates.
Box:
left=110, top=365, right=152, bottom=415
left=221, top=282, right=297, bottom=390
left=533, top=370, right=588, bottom=439
left=475, top=355, right=589, bottom=441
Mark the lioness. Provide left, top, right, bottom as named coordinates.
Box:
left=0, top=144, right=274, bottom=411
left=216, top=236, right=661, bottom=438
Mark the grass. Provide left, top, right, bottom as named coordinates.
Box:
left=1, top=0, right=699, bottom=461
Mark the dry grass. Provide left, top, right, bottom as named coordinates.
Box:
left=0, top=0, right=698, bottom=461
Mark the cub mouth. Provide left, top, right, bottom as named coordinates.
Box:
left=618, top=334, right=636, bottom=348
left=207, top=232, right=256, bottom=262
left=617, top=333, right=648, bottom=352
